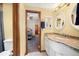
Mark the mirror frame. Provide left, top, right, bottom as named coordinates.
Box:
left=55, top=12, right=65, bottom=30
left=70, top=4, right=79, bottom=30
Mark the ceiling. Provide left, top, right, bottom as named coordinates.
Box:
left=24, top=3, right=61, bottom=10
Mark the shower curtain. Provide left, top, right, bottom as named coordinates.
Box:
left=0, top=11, right=4, bottom=53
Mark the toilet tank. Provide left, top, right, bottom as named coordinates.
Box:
left=4, top=39, right=13, bottom=51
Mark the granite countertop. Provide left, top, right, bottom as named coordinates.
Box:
left=46, top=33, right=79, bottom=49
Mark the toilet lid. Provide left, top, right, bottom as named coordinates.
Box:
left=0, top=50, right=13, bottom=56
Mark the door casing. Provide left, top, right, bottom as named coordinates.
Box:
left=13, top=3, right=20, bottom=56
left=13, top=5, right=41, bottom=55
left=25, top=10, right=41, bottom=54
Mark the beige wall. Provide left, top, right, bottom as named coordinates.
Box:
left=19, top=4, right=53, bottom=55
left=52, top=3, right=79, bottom=37
left=3, top=3, right=79, bottom=56
left=19, top=4, right=26, bottom=56
left=3, top=4, right=79, bottom=55
left=23, top=3, right=79, bottom=52
left=2, top=3, right=53, bottom=56
left=3, top=4, right=13, bottom=40
left=24, top=4, right=53, bottom=51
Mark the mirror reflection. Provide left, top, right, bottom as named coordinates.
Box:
left=71, top=3, right=79, bottom=25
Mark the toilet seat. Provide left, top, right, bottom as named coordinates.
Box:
left=0, top=50, right=13, bottom=56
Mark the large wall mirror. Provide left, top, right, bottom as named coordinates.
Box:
left=71, top=3, right=79, bottom=30
left=55, top=12, right=65, bottom=30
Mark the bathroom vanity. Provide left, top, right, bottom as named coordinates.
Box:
left=45, top=33, right=79, bottom=56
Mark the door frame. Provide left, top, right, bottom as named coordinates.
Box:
left=25, top=10, right=41, bottom=54
left=13, top=3, right=20, bottom=56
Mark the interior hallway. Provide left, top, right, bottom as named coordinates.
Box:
left=28, top=36, right=39, bottom=52
left=27, top=35, right=47, bottom=56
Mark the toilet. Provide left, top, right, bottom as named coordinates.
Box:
left=0, top=39, right=13, bottom=56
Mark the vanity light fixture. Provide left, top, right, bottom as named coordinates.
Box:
left=53, top=3, right=68, bottom=12
left=66, top=3, right=70, bottom=6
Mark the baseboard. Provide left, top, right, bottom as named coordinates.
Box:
left=40, top=50, right=46, bottom=52
left=24, top=51, right=28, bottom=56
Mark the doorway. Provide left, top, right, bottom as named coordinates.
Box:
left=26, top=10, right=41, bottom=54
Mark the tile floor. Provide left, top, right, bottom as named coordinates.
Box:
left=27, top=36, right=47, bottom=56
left=26, top=51, right=47, bottom=56
left=28, top=36, right=39, bottom=52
